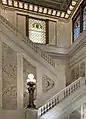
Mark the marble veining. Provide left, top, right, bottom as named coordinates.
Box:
left=2, top=43, right=17, bottom=109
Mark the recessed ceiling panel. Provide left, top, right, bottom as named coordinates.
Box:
left=22, top=0, right=72, bottom=11
left=2, top=0, right=79, bottom=19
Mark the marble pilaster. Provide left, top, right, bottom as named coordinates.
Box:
left=17, top=53, right=23, bottom=108
left=0, top=41, right=2, bottom=109
left=2, top=43, right=17, bottom=109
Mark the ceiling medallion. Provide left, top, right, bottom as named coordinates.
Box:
left=2, top=0, right=77, bottom=19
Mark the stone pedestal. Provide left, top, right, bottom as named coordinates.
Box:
left=27, top=81, right=36, bottom=108
left=25, top=108, right=38, bottom=119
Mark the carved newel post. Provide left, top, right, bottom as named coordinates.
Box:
left=27, top=73, right=36, bottom=108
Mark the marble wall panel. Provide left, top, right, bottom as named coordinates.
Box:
left=71, top=68, right=75, bottom=82
left=75, top=65, right=79, bottom=79
left=23, top=58, right=36, bottom=107
left=71, top=62, right=85, bottom=83
left=80, top=62, right=85, bottom=77
left=2, top=43, right=17, bottom=109
left=70, top=107, right=81, bottom=119
left=42, top=75, right=55, bottom=93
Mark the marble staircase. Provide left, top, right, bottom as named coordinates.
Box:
left=38, top=77, right=86, bottom=119
left=0, top=14, right=86, bottom=119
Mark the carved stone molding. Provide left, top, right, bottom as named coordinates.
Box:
left=80, top=62, right=85, bottom=77
left=42, top=75, right=55, bottom=93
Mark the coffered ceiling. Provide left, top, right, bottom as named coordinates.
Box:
left=2, top=0, right=80, bottom=19
left=23, top=0, right=72, bottom=12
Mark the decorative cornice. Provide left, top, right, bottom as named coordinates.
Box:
left=1, top=0, right=79, bottom=20
left=37, top=30, right=86, bottom=60
left=47, top=52, right=68, bottom=60
left=35, top=44, right=68, bottom=59
left=38, top=30, right=86, bottom=61
left=36, top=30, right=86, bottom=60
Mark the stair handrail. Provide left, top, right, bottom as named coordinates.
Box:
left=38, top=77, right=86, bottom=116
left=0, top=14, right=55, bottom=68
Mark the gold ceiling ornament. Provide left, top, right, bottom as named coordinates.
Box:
left=43, top=8, right=47, bottom=14
left=39, top=7, right=42, bottom=13
left=48, top=9, right=52, bottom=15
left=52, top=10, right=56, bottom=16
left=61, top=12, right=65, bottom=18
left=29, top=4, right=33, bottom=11
left=14, top=1, right=18, bottom=7
left=65, top=14, right=69, bottom=19
left=34, top=6, right=38, bottom=12
left=19, top=2, right=23, bottom=8
left=8, top=0, right=12, bottom=6
left=24, top=3, right=28, bottom=9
